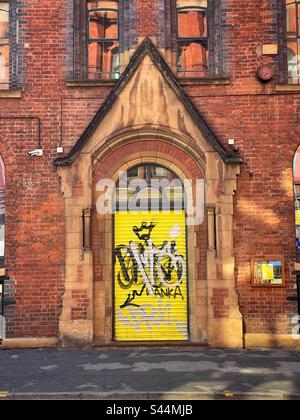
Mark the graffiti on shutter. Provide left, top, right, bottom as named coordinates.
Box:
left=114, top=211, right=189, bottom=341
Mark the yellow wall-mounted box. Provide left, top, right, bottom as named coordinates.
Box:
left=262, top=44, right=278, bottom=55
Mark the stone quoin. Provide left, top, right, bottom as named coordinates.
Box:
left=0, top=0, right=299, bottom=349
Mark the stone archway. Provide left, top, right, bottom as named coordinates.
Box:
left=92, top=137, right=206, bottom=344
left=57, top=127, right=243, bottom=348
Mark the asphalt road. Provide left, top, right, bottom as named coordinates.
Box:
left=0, top=347, right=300, bottom=400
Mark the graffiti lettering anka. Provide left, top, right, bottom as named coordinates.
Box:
left=120, top=284, right=184, bottom=309
left=115, top=222, right=185, bottom=308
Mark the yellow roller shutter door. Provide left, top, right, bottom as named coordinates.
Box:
left=114, top=211, right=189, bottom=341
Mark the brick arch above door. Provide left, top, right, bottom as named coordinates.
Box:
left=93, top=138, right=204, bottom=183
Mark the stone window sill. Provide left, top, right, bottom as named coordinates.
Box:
left=275, top=84, right=300, bottom=92
left=0, top=89, right=22, bottom=98
left=179, top=77, right=231, bottom=86
left=66, top=79, right=118, bottom=88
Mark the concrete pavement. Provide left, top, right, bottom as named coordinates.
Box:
left=0, top=348, right=300, bottom=400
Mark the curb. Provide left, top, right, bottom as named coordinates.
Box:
left=2, top=391, right=300, bottom=400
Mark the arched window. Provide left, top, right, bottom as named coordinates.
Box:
left=286, top=0, right=300, bottom=84
left=177, top=0, right=209, bottom=77
left=0, top=2, right=9, bottom=89
left=87, top=0, right=120, bottom=80
left=0, top=156, right=5, bottom=267
left=115, top=164, right=185, bottom=212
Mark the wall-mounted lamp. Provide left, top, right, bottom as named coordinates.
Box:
left=228, top=139, right=240, bottom=154
left=82, top=208, right=92, bottom=251
left=28, top=149, right=43, bottom=157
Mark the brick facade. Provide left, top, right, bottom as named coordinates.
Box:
left=0, top=0, right=299, bottom=346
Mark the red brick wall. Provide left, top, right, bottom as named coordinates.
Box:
left=0, top=0, right=298, bottom=339
left=0, top=120, right=65, bottom=337
left=212, top=289, right=230, bottom=319
left=71, top=290, right=89, bottom=321
left=133, top=0, right=162, bottom=39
